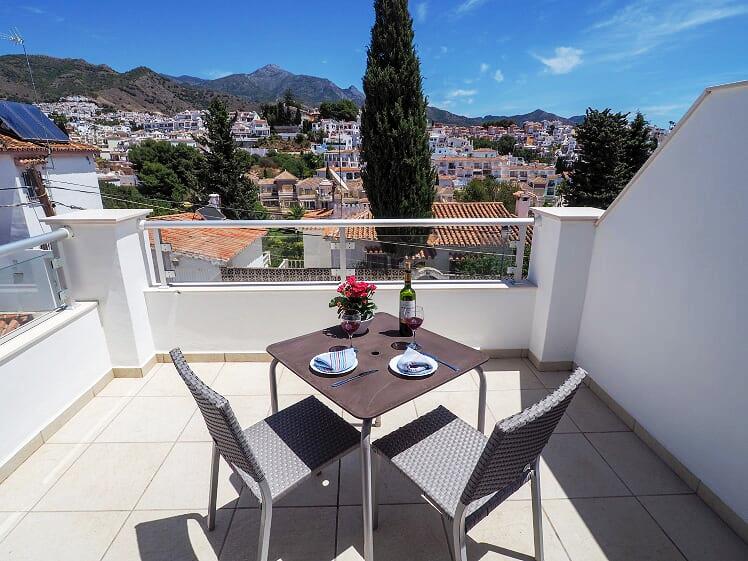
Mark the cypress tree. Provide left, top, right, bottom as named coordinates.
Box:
left=361, top=0, right=435, bottom=255
left=624, top=111, right=657, bottom=181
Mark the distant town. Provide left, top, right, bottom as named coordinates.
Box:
left=36, top=94, right=659, bottom=215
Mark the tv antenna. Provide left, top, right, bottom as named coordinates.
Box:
left=1, top=28, right=40, bottom=103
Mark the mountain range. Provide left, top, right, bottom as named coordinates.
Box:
left=0, top=55, right=584, bottom=125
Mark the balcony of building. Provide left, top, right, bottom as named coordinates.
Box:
left=0, top=83, right=746, bottom=560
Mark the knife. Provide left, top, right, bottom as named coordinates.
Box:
left=419, top=351, right=459, bottom=372
left=331, top=369, right=379, bottom=388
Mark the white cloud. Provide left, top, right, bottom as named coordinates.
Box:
left=448, top=89, right=478, bottom=98
left=456, top=0, right=488, bottom=13
left=415, top=1, right=428, bottom=22
left=480, top=63, right=490, bottom=74
left=440, top=46, right=449, bottom=54
left=590, top=0, right=748, bottom=61
left=493, top=69, right=504, bottom=82
left=535, top=47, right=584, bottom=74
left=639, top=102, right=690, bottom=116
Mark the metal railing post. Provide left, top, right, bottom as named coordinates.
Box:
left=152, top=228, right=169, bottom=287
left=338, top=226, right=347, bottom=282
left=514, top=224, right=527, bottom=282
left=50, top=238, right=74, bottom=307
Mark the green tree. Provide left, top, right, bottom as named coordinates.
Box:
left=49, top=112, right=69, bottom=134
left=361, top=0, right=435, bottom=241
left=624, top=111, right=657, bottom=179
left=287, top=203, right=306, bottom=220
left=483, top=119, right=515, bottom=128
left=471, top=136, right=515, bottom=154
left=454, top=176, right=517, bottom=214
left=195, top=98, right=265, bottom=219
left=129, top=140, right=205, bottom=202
left=319, top=99, right=360, bottom=121
left=564, top=108, right=632, bottom=208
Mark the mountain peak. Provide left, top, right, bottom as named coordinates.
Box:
left=252, top=64, right=289, bottom=76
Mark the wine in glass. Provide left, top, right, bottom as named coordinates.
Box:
left=405, top=306, right=424, bottom=350
left=340, top=310, right=362, bottom=349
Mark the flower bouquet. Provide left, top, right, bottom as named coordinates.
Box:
left=329, top=276, right=377, bottom=321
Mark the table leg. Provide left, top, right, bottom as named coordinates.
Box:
left=361, top=418, right=374, bottom=561
left=269, top=359, right=279, bottom=415
left=475, top=365, right=487, bottom=433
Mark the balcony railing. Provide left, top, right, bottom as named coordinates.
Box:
left=0, top=229, right=73, bottom=342
left=142, top=217, right=532, bottom=286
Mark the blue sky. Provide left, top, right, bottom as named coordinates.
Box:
left=1, top=0, right=746, bottom=126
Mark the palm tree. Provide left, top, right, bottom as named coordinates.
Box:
left=287, top=204, right=306, bottom=220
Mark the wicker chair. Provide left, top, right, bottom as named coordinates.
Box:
left=170, top=348, right=360, bottom=561
left=373, top=368, right=587, bottom=561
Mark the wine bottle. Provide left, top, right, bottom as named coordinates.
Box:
left=399, top=263, right=416, bottom=337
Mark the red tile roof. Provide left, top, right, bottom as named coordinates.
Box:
left=0, top=132, right=98, bottom=155
left=153, top=213, right=267, bottom=263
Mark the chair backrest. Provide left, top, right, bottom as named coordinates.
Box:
left=170, top=348, right=265, bottom=483
left=460, top=368, right=586, bottom=505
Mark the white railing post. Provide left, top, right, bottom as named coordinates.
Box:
left=152, top=228, right=169, bottom=287
left=514, top=223, right=528, bottom=281
left=338, top=226, right=347, bottom=282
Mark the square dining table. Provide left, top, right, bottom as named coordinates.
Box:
left=266, top=312, right=489, bottom=561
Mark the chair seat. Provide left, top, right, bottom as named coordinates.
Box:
left=373, top=406, right=530, bottom=528
left=236, top=396, right=360, bottom=501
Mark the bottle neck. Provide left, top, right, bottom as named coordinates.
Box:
left=403, top=271, right=412, bottom=288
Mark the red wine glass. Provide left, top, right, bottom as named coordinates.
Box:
left=340, top=310, right=362, bottom=349
left=405, top=306, right=424, bottom=350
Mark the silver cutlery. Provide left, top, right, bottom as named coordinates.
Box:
left=419, top=351, right=459, bottom=372
left=331, top=369, right=378, bottom=387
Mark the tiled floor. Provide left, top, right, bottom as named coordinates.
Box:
left=0, top=358, right=745, bottom=561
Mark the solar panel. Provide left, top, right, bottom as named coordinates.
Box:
left=0, top=101, right=69, bottom=142
left=197, top=206, right=226, bottom=220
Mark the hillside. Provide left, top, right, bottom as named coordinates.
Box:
left=426, top=106, right=585, bottom=126
left=0, top=55, right=255, bottom=114
left=169, top=64, right=365, bottom=107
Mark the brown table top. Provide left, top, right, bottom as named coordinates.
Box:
left=266, top=312, right=489, bottom=420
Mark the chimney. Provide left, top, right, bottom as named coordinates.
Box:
left=208, top=193, right=221, bottom=208
left=514, top=190, right=532, bottom=218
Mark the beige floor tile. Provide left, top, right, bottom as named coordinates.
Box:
left=137, top=443, right=242, bottom=510
left=338, top=450, right=425, bottom=505
left=219, top=506, right=336, bottom=561
left=432, top=370, right=479, bottom=392
left=34, top=443, right=171, bottom=511
left=0, top=511, right=128, bottom=561
left=0, top=443, right=86, bottom=511
left=336, top=504, right=450, bottom=561
left=479, top=358, right=545, bottom=391
left=343, top=402, right=418, bottom=439
left=46, top=397, right=130, bottom=444
left=587, top=432, right=692, bottom=495
left=414, top=391, right=497, bottom=435
left=639, top=495, right=748, bottom=561
left=0, top=512, right=25, bottom=542
left=95, top=376, right=150, bottom=397
left=103, top=509, right=233, bottom=561
left=565, top=388, right=630, bottom=433
left=237, top=461, right=340, bottom=508
left=96, top=397, right=195, bottom=442
left=467, top=500, right=570, bottom=561
left=509, top=434, right=630, bottom=501
left=180, top=396, right=272, bottom=442
left=138, top=362, right=224, bottom=397
left=485, top=389, right=579, bottom=433
left=212, top=362, right=273, bottom=396
left=529, top=368, right=575, bottom=390
left=544, top=497, right=687, bottom=561
left=278, top=368, right=323, bottom=395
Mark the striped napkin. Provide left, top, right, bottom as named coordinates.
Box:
left=313, top=348, right=356, bottom=373
left=397, top=347, right=433, bottom=374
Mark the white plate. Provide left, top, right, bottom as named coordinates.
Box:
left=388, top=354, right=438, bottom=378
left=309, top=355, right=358, bottom=376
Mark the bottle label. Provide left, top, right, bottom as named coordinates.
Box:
left=399, top=300, right=415, bottom=321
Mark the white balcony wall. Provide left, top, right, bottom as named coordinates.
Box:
left=145, top=283, right=536, bottom=354
left=0, top=302, right=111, bottom=470
left=574, top=82, right=748, bottom=520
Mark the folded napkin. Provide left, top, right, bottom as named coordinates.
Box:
left=397, top=347, right=433, bottom=374
left=313, top=348, right=357, bottom=373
